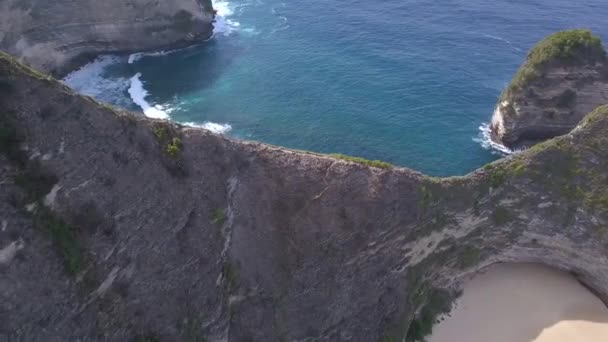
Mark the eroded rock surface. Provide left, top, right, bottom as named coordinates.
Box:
left=0, top=0, right=215, bottom=75
left=1, top=52, right=608, bottom=341
left=491, top=29, right=608, bottom=149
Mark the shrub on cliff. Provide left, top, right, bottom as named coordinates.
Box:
left=503, top=29, right=606, bottom=97
left=330, top=153, right=392, bottom=169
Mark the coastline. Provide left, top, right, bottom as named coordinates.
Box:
left=52, top=29, right=215, bottom=79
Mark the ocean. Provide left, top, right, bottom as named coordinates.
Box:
left=63, top=0, right=608, bottom=176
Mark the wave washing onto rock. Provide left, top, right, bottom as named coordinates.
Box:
left=61, top=0, right=239, bottom=134
left=127, top=73, right=170, bottom=119
left=129, top=49, right=180, bottom=64
left=474, top=122, right=513, bottom=155
left=183, top=121, right=233, bottom=134
left=127, top=73, right=232, bottom=133
left=213, top=0, right=241, bottom=36
left=62, top=56, right=132, bottom=108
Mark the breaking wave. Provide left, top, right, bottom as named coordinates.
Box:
left=213, top=0, right=241, bottom=36
left=62, top=55, right=132, bottom=108
left=474, top=122, right=513, bottom=155
left=127, top=73, right=169, bottom=119
left=183, top=121, right=233, bottom=134
left=128, top=74, right=233, bottom=133
left=128, top=49, right=184, bottom=64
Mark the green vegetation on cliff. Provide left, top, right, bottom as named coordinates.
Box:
left=330, top=154, right=392, bottom=169
left=503, top=29, right=606, bottom=98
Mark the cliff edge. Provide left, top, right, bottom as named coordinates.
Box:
left=491, top=29, right=608, bottom=149
left=1, top=51, right=608, bottom=341
left=0, top=0, right=215, bottom=75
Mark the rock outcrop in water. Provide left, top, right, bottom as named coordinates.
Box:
left=491, top=29, right=608, bottom=149
left=0, top=0, right=215, bottom=75
left=1, top=50, right=608, bottom=342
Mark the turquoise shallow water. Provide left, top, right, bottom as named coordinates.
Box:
left=64, top=0, right=608, bottom=176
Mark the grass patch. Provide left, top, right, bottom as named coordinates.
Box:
left=223, top=261, right=239, bottom=291
left=503, top=29, right=605, bottom=98
left=484, top=165, right=508, bottom=188
left=166, top=138, right=183, bottom=158
left=34, top=206, right=84, bottom=275
left=0, top=51, right=53, bottom=82
left=14, top=162, right=59, bottom=202
left=493, top=206, right=512, bottom=225
left=153, top=123, right=170, bottom=142
left=330, top=153, right=392, bottom=169
left=457, top=246, right=481, bottom=269
left=211, top=209, right=226, bottom=225
left=585, top=193, right=608, bottom=214
left=418, top=184, right=435, bottom=209
left=153, top=122, right=183, bottom=158
left=0, top=110, right=83, bottom=275
left=0, top=118, right=25, bottom=164
left=179, top=316, right=208, bottom=342
left=406, top=288, right=453, bottom=341
left=511, top=160, right=526, bottom=177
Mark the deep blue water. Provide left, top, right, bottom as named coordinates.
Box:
left=64, top=0, right=608, bottom=176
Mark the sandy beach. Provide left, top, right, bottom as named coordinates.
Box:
left=428, top=263, right=608, bottom=342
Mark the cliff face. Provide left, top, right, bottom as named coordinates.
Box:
left=2, top=53, right=608, bottom=341
left=491, top=30, right=608, bottom=149
left=0, top=0, right=214, bottom=75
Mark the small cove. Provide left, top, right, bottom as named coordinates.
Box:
left=63, top=0, right=608, bottom=176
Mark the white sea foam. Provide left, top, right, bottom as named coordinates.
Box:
left=474, top=122, right=513, bottom=155
left=62, top=55, right=131, bottom=107
left=128, top=47, right=191, bottom=64
left=213, top=0, right=241, bottom=36
left=482, top=34, right=523, bottom=52
left=128, top=73, right=169, bottom=119
left=270, top=3, right=289, bottom=33
left=129, top=51, right=168, bottom=64
left=183, top=121, right=233, bottom=134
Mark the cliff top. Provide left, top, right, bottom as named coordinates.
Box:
left=502, top=29, right=606, bottom=98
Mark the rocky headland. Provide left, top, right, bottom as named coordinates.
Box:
left=491, top=29, right=608, bottom=149
left=0, top=0, right=215, bottom=76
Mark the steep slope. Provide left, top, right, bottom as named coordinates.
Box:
left=491, top=29, right=608, bottom=149
left=0, top=0, right=215, bottom=75
left=1, top=52, right=608, bottom=342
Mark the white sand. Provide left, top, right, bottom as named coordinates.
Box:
left=428, top=263, right=608, bottom=342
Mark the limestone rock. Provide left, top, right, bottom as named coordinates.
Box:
left=0, top=0, right=215, bottom=75
left=491, top=29, right=608, bottom=149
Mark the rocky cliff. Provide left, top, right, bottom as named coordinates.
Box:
left=491, top=29, right=608, bottom=149
left=1, top=52, right=608, bottom=341
left=0, top=0, right=215, bottom=75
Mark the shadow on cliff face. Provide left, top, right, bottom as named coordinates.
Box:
left=128, top=39, right=244, bottom=104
